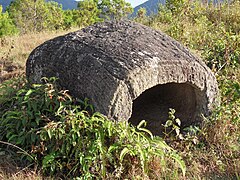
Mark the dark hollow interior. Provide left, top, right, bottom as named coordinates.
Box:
left=129, top=83, right=197, bottom=136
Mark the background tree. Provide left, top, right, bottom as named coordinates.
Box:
left=137, top=7, right=147, bottom=18
left=166, top=0, right=186, bottom=15
left=77, top=0, right=101, bottom=27
left=1, top=0, right=133, bottom=35
left=43, top=1, right=64, bottom=30
left=63, top=9, right=76, bottom=29
left=0, top=5, right=18, bottom=37
left=134, top=7, right=148, bottom=25
left=77, top=0, right=133, bottom=24
left=98, top=0, right=133, bottom=20
left=7, top=0, right=64, bottom=33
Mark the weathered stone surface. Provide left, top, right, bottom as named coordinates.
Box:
left=26, top=20, right=219, bottom=135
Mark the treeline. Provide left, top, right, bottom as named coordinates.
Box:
left=0, top=0, right=133, bottom=37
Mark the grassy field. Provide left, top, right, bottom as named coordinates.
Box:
left=0, top=29, right=79, bottom=83
left=0, top=2, right=240, bottom=178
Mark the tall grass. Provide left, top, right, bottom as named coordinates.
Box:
left=145, top=0, right=240, bottom=70
left=0, top=29, right=78, bottom=83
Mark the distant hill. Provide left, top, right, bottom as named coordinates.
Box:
left=0, top=0, right=11, bottom=11
left=0, top=0, right=78, bottom=11
left=133, top=0, right=166, bottom=16
left=133, top=0, right=227, bottom=17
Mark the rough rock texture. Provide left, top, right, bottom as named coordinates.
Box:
left=26, top=20, right=219, bottom=135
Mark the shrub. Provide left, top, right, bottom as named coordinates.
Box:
left=0, top=77, right=186, bottom=178
left=149, top=0, right=240, bottom=70
left=0, top=5, right=18, bottom=37
left=7, top=0, right=64, bottom=33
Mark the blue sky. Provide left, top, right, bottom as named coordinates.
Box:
left=126, top=0, right=147, bottom=7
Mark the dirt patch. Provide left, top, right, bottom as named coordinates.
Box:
left=0, top=60, right=24, bottom=83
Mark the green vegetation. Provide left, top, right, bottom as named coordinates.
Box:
left=0, top=0, right=240, bottom=179
left=0, top=0, right=132, bottom=36
left=76, top=0, right=102, bottom=27
left=0, top=77, right=185, bottom=179
left=7, top=0, right=64, bottom=33
left=149, top=0, right=240, bottom=70
left=0, top=5, right=18, bottom=37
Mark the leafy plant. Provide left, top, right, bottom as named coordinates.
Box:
left=162, top=108, right=183, bottom=140
left=0, top=5, right=18, bottom=37
left=0, top=77, right=186, bottom=178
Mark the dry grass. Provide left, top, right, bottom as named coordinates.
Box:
left=0, top=28, right=79, bottom=83
left=171, top=68, right=240, bottom=179
left=0, top=168, right=44, bottom=180
left=0, top=156, right=43, bottom=180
